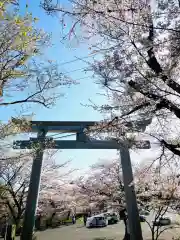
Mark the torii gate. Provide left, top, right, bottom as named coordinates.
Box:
left=13, top=121, right=150, bottom=240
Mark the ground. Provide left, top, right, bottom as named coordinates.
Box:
left=13, top=212, right=180, bottom=240
left=35, top=223, right=124, bottom=240
left=30, top=221, right=180, bottom=240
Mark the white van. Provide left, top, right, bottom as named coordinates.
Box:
left=86, top=214, right=108, bottom=228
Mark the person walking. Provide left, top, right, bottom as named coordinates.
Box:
left=72, top=215, right=76, bottom=224
left=83, top=214, right=87, bottom=226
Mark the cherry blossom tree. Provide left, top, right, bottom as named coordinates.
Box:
left=134, top=158, right=180, bottom=204
left=74, top=159, right=125, bottom=214
left=40, top=0, right=180, bottom=161
left=0, top=150, right=74, bottom=230
left=134, top=160, right=180, bottom=240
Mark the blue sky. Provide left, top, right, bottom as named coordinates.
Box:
left=1, top=0, right=152, bottom=172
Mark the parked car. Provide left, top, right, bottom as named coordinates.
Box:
left=139, top=215, right=146, bottom=222
left=153, top=217, right=171, bottom=226
left=104, top=212, right=119, bottom=225
left=86, top=214, right=108, bottom=228
left=139, top=209, right=150, bottom=216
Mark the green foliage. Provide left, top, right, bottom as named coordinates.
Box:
left=0, top=1, right=47, bottom=96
